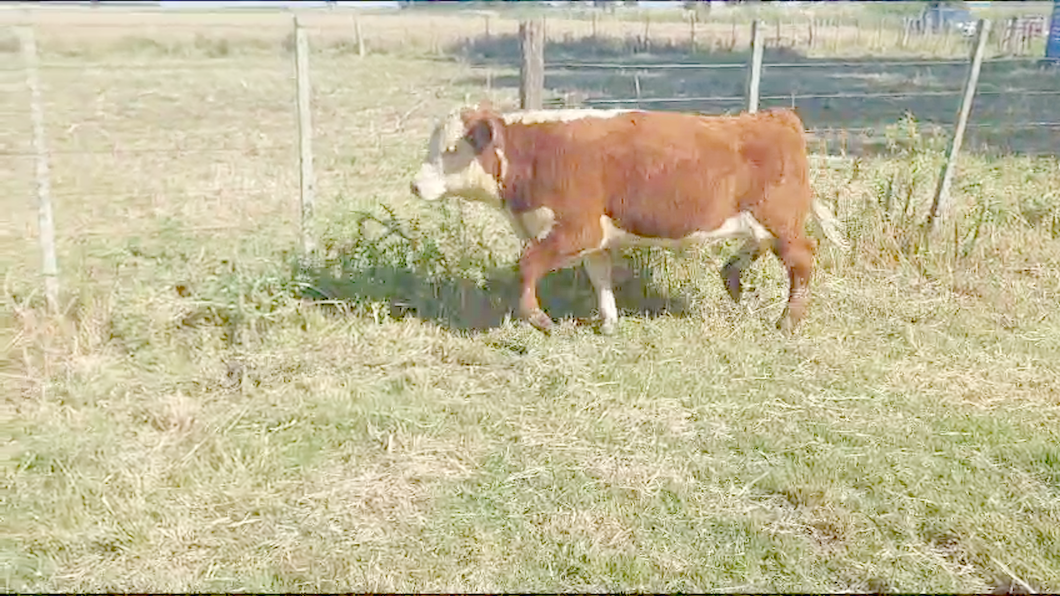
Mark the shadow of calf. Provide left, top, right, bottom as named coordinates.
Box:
left=295, top=252, right=689, bottom=333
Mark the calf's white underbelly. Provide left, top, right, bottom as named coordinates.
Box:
left=509, top=206, right=773, bottom=249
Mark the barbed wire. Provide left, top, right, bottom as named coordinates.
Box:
left=554, top=62, right=745, bottom=70
left=808, top=127, right=897, bottom=135
left=68, top=222, right=289, bottom=237
left=584, top=90, right=962, bottom=105
left=583, top=87, right=1060, bottom=106
left=810, top=123, right=1060, bottom=135
left=2, top=124, right=1054, bottom=159
left=5, top=10, right=989, bottom=28
left=0, top=57, right=1040, bottom=76
left=584, top=95, right=744, bottom=105
left=769, top=57, right=1043, bottom=69
left=0, top=47, right=1042, bottom=77
left=34, top=183, right=296, bottom=195
left=550, top=56, right=1042, bottom=71
left=569, top=100, right=1060, bottom=135
left=1, top=145, right=295, bottom=157
left=966, top=121, right=1060, bottom=130
left=768, top=89, right=1060, bottom=101
left=808, top=121, right=1060, bottom=133
left=1, top=20, right=299, bottom=31
left=6, top=120, right=1053, bottom=166
left=0, top=62, right=294, bottom=73
left=6, top=183, right=363, bottom=204
left=5, top=13, right=453, bottom=30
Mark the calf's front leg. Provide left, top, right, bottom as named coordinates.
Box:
left=517, top=222, right=601, bottom=334
left=582, top=250, right=618, bottom=336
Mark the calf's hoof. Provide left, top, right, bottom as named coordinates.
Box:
left=721, top=262, right=742, bottom=303
left=776, top=315, right=797, bottom=335
left=599, top=319, right=617, bottom=336
left=527, top=310, right=554, bottom=334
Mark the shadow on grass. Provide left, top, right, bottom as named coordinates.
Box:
left=450, top=32, right=1060, bottom=156
left=296, top=257, right=690, bottom=333
left=292, top=210, right=690, bottom=333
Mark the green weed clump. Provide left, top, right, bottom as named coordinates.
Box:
left=294, top=202, right=516, bottom=328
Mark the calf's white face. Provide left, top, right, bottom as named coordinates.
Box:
left=411, top=110, right=502, bottom=206
left=411, top=106, right=637, bottom=207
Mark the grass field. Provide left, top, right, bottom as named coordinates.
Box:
left=3, top=3, right=1060, bottom=593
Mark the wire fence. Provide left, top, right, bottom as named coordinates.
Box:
left=433, top=7, right=1059, bottom=156
left=2, top=30, right=303, bottom=311
left=2, top=6, right=1059, bottom=312
left=537, top=51, right=1060, bottom=158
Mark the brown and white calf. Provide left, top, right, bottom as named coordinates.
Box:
left=410, top=101, right=846, bottom=335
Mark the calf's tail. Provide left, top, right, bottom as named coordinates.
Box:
left=810, top=198, right=849, bottom=251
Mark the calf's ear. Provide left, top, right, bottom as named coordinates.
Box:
left=467, top=118, right=499, bottom=155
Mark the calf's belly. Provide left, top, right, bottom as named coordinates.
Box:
left=599, top=212, right=772, bottom=250
left=507, top=206, right=774, bottom=258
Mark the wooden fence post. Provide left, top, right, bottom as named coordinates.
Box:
left=294, top=16, right=316, bottom=254
left=747, top=20, right=764, bottom=113
left=519, top=19, right=544, bottom=110
left=642, top=12, right=651, bottom=52
left=19, top=26, right=60, bottom=314
left=928, top=19, right=991, bottom=231
left=354, top=16, right=365, bottom=57
left=689, top=11, right=696, bottom=52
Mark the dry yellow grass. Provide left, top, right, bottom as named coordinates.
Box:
left=3, top=3, right=1060, bottom=593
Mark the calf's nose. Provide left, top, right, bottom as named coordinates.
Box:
left=410, top=180, right=420, bottom=198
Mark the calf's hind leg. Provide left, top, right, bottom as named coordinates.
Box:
left=721, top=238, right=774, bottom=303
left=774, top=233, right=816, bottom=333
